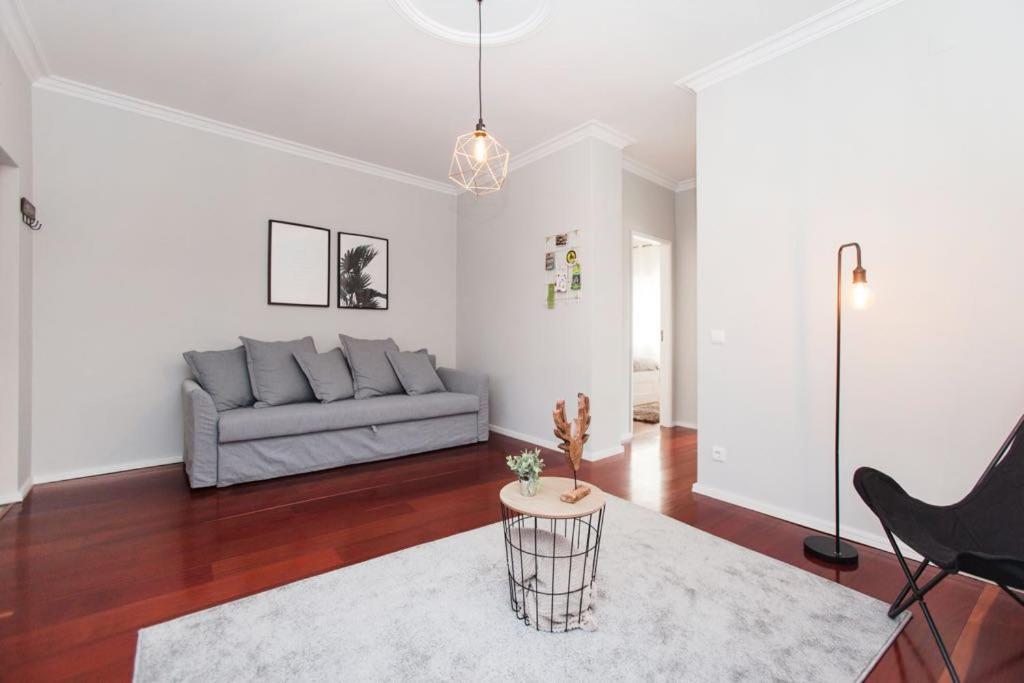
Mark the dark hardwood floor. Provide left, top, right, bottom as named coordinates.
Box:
left=1, top=427, right=1021, bottom=681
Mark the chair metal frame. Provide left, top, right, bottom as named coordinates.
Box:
left=877, top=413, right=1024, bottom=683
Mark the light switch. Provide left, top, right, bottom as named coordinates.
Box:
left=711, top=329, right=726, bottom=345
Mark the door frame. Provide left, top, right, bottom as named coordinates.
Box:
left=627, top=230, right=673, bottom=435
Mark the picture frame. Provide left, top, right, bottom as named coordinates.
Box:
left=267, top=220, right=331, bottom=307
left=337, top=231, right=389, bottom=310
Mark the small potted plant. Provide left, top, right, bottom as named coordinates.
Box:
left=506, top=448, right=545, bottom=497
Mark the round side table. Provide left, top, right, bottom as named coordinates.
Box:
left=498, top=476, right=607, bottom=632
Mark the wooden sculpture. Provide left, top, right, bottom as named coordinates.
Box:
left=553, top=393, right=592, bottom=503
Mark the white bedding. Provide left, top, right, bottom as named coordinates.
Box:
left=632, top=368, right=659, bottom=405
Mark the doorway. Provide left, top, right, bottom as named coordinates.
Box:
left=629, top=233, right=672, bottom=444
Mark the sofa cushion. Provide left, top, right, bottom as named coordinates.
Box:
left=386, top=350, right=445, bottom=396
left=218, top=392, right=480, bottom=443
left=240, top=336, right=317, bottom=407
left=339, top=335, right=403, bottom=399
left=414, top=348, right=438, bottom=369
left=294, top=347, right=355, bottom=403
left=182, top=346, right=255, bottom=411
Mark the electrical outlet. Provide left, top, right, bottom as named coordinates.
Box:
left=712, top=446, right=727, bottom=462
left=711, top=329, right=726, bottom=345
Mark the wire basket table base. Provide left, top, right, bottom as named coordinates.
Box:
left=498, top=478, right=606, bottom=633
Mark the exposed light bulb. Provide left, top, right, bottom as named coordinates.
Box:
left=473, top=135, right=488, bottom=164
left=851, top=281, right=872, bottom=309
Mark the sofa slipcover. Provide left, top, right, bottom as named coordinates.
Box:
left=182, top=366, right=489, bottom=488
left=218, top=392, right=480, bottom=443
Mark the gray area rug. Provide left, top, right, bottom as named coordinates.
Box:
left=135, top=495, right=908, bottom=682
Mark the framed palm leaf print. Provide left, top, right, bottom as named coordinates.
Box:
left=337, top=232, right=389, bottom=309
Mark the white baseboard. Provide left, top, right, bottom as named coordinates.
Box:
left=620, top=432, right=633, bottom=444
left=32, top=456, right=183, bottom=486
left=690, top=481, right=922, bottom=561
left=489, top=424, right=624, bottom=462
left=674, top=420, right=698, bottom=430
left=584, top=445, right=625, bottom=462
left=489, top=424, right=560, bottom=451
left=19, top=476, right=32, bottom=500
left=0, top=476, right=36, bottom=505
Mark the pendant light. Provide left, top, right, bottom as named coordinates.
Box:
left=449, top=0, right=509, bottom=195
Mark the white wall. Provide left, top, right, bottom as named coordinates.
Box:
left=623, top=171, right=675, bottom=243
left=694, top=0, right=1024, bottom=549
left=0, top=27, right=33, bottom=502
left=588, top=142, right=629, bottom=450
left=674, top=188, right=697, bottom=427
left=457, top=137, right=627, bottom=457
left=623, top=171, right=681, bottom=427
left=31, top=88, right=457, bottom=482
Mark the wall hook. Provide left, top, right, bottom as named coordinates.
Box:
left=20, top=197, right=42, bottom=230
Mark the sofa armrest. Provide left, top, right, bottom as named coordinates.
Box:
left=437, top=367, right=489, bottom=441
left=183, top=379, right=219, bottom=487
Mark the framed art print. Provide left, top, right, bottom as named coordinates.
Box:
left=337, top=231, right=389, bottom=309
left=267, top=220, right=330, bottom=307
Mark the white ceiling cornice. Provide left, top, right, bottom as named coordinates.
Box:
left=677, top=0, right=907, bottom=93
left=0, top=0, right=50, bottom=81
left=623, top=157, right=678, bottom=192
left=622, top=157, right=695, bottom=193
left=35, top=76, right=460, bottom=196
left=510, top=119, right=635, bottom=172
left=675, top=178, right=696, bottom=193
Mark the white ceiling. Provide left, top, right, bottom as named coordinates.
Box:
left=17, top=0, right=838, bottom=187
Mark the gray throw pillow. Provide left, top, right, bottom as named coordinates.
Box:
left=239, top=336, right=317, bottom=407
left=414, top=348, right=438, bottom=369
left=182, top=346, right=255, bottom=411
left=339, top=335, right=403, bottom=399
left=386, top=350, right=446, bottom=396
left=293, top=348, right=355, bottom=403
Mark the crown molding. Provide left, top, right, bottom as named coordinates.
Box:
left=622, top=157, right=678, bottom=192
left=387, top=0, right=551, bottom=47
left=35, top=76, right=459, bottom=196
left=677, top=0, right=907, bottom=93
left=0, top=0, right=50, bottom=81
left=510, top=119, right=635, bottom=172
left=676, top=178, right=696, bottom=193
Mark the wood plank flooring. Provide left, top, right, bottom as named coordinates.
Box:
left=1, top=427, right=1021, bottom=681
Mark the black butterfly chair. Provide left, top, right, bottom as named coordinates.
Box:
left=854, top=413, right=1024, bottom=683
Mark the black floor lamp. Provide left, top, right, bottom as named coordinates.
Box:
left=804, top=242, right=871, bottom=565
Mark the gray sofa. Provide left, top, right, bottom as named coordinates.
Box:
left=182, top=367, right=489, bottom=488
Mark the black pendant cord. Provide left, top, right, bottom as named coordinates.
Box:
left=477, top=0, right=484, bottom=128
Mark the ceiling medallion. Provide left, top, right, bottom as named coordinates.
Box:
left=388, top=0, right=550, bottom=47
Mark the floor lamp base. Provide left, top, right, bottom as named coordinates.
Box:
left=804, top=535, right=859, bottom=564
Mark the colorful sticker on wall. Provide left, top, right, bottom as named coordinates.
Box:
left=555, top=267, right=568, bottom=293
left=547, top=283, right=556, bottom=309
left=555, top=233, right=569, bottom=246
left=566, top=249, right=577, bottom=265
left=545, top=252, right=555, bottom=270
left=571, top=262, right=582, bottom=291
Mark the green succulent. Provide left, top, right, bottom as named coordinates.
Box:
left=506, top=448, right=545, bottom=480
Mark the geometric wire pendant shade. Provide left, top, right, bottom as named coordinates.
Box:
left=449, top=130, right=509, bottom=195
left=448, top=0, right=509, bottom=196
